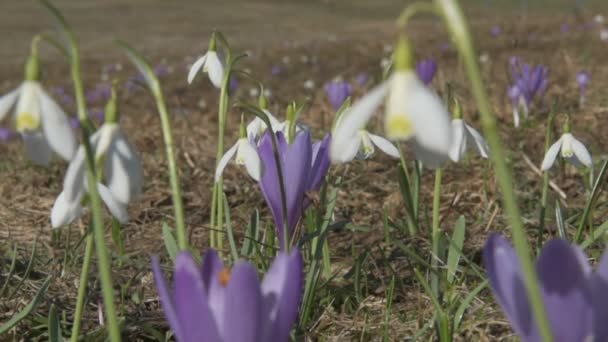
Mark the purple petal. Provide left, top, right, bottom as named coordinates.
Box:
left=325, top=81, right=352, bottom=111
left=222, top=262, right=263, bottom=342
left=200, top=249, right=227, bottom=324
left=591, top=251, right=608, bottom=341
left=282, top=132, right=312, bottom=242
left=0, top=127, right=16, bottom=142
left=152, top=256, right=185, bottom=341
left=307, top=134, right=331, bottom=193
left=416, top=59, right=438, bottom=85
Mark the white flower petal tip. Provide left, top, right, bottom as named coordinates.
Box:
left=98, top=183, right=129, bottom=224
left=540, top=138, right=563, bottom=171
left=104, top=129, right=144, bottom=204
left=368, top=132, right=399, bottom=159
left=205, top=51, right=224, bottom=88
left=561, top=133, right=592, bottom=168
left=215, top=138, right=262, bottom=182
left=0, top=86, right=21, bottom=122
left=38, top=86, right=77, bottom=161
left=449, top=120, right=490, bottom=163
left=187, top=54, right=208, bottom=84
left=51, top=191, right=82, bottom=229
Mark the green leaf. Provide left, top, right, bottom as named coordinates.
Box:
left=8, top=237, right=38, bottom=300
left=162, top=223, right=178, bottom=262
left=223, top=195, right=239, bottom=263
left=0, top=276, right=52, bottom=335
left=580, top=219, right=608, bottom=249
left=240, top=209, right=260, bottom=258
left=555, top=200, right=566, bottom=239
left=48, top=304, right=61, bottom=342
left=453, top=280, right=487, bottom=331
left=446, top=216, right=466, bottom=284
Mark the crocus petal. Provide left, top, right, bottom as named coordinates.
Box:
left=38, top=87, right=77, bottom=161
left=483, top=234, right=537, bottom=341
left=0, top=86, right=20, bottom=122
left=152, top=256, right=186, bottom=342
left=308, top=134, right=332, bottom=191
left=261, top=250, right=304, bottom=342
left=206, top=51, right=224, bottom=89
left=222, top=262, right=263, bottom=342
left=239, top=139, right=263, bottom=181
left=282, top=132, right=312, bottom=243
left=215, top=142, right=239, bottom=182
left=331, top=82, right=389, bottom=163
left=98, top=183, right=128, bottom=224
left=535, top=239, right=593, bottom=342
left=368, top=133, right=399, bottom=158
left=569, top=136, right=592, bottom=167
left=104, top=130, right=143, bottom=204
left=449, top=119, right=467, bottom=162
left=591, top=251, right=608, bottom=341
left=200, top=249, right=227, bottom=327
left=173, top=252, right=222, bottom=342
left=50, top=191, right=83, bottom=228
left=187, top=54, right=208, bottom=84
left=540, top=138, right=563, bottom=171
left=464, top=123, right=490, bottom=158
left=22, top=131, right=53, bottom=166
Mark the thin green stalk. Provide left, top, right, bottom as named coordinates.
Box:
left=70, top=232, right=94, bottom=342
left=431, top=168, right=443, bottom=297
left=397, top=145, right=418, bottom=235
left=209, top=182, right=218, bottom=249
left=396, top=1, right=438, bottom=27
left=434, top=0, right=553, bottom=340
left=538, top=111, right=555, bottom=247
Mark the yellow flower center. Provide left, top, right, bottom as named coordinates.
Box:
left=16, top=112, right=40, bottom=132
left=386, top=115, right=414, bottom=140
left=218, top=268, right=231, bottom=287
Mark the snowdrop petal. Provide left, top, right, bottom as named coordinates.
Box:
left=105, top=130, right=143, bottom=204
left=63, top=146, right=88, bottom=202
left=22, top=131, right=52, bottom=166
left=238, top=140, right=262, bottom=181
left=39, top=87, right=77, bottom=161
left=0, top=86, right=20, bottom=121
left=214, top=142, right=239, bottom=182
left=465, top=123, right=490, bottom=158
left=570, top=136, right=592, bottom=168
left=98, top=183, right=129, bottom=224
left=411, top=141, right=448, bottom=169
left=206, top=51, right=224, bottom=88
left=368, top=133, right=399, bottom=158
left=331, top=82, right=389, bottom=163
left=51, top=190, right=83, bottom=228
left=449, top=119, right=467, bottom=162
left=540, top=138, right=563, bottom=171
left=187, top=54, right=208, bottom=84
left=340, top=134, right=362, bottom=162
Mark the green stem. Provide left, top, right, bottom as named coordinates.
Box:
left=70, top=232, right=94, bottom=341
left=209, top=182, right=218, bottom=249
left=396, top=1, right=438, bottom=27
left=431, top=168, right=443, bottom=297
left=397, top=145, right=418, bottom=235
left=538, top=112, right=554, bottom=248
left=434, top=0, right=553, bottom=340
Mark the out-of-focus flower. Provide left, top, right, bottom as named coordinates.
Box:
left=271, top=65, right=282, bottom=76
left=490, top=25, right=502, bottom=37
left=51, top=122, right=143, bottom=228
left=188, top=37, right=224, bottom=88
left=416, top=59, right=438, bottom=85
left=249, top=87, right=260, bottom=98
left=508, top=57, right=548, bottom=127
left=355, top=72, right=369, bottom=86
left=594, top=14, right=605, bottom=24
left=484, top=234, right=608, bottom=342
left=0, top=127, right=16, bottom=143
left=303, top=79, right=315, bottom=90
left=152, top=248, right=304, bottom=342
left=229, top=77, right=239, bottom=92
left=86, top=83, right=112, bottom=105
left=258, top=131, right=330, bottom=248
left=325, top=79, right=352, bottom=111
left=561, top=23, right=570, bottom=34
left=576, top=71, right=590, bottom=107
left=600, top=29, right=608, bottom=41
left=541, top=132, right=591, bottom=170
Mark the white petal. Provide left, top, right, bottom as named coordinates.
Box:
left=385, top=73, right=416, bottom=140
left=63, top=145, right=88, bottom=202
left=187, top=54, right=208, bottom=84
left=449, top=119, right=467, bottom=162
left=513, top=108, right=520, bottom=128
left=39, top=86, right=77, bottom=161
left=246, top=117, right=264, bottom=141
left=0, top=86, right=21, bottom=122
left=98, top=183, right=129, bottom=224
left=331, top=82, right=389, bottom=163
left=22, top=131, right=52, bottom=166
left=368, top=133, right=399, bottom=158
left=569, top=136, right=592, bottom=167
left=205, top=51, right=224, bottom=88
left=15, top=82, right=41, bottom=132
left=464, top=123, right=490, bottom=159
left=237, top=139, right=262, bottom=181
left=214, top=142, right=239, bottom=182
left=105, top=129, right=143, bottom=204
left=51, top=191, right=83, bottom=228
left=411, top=141, right=448, bottom=169
left=341, top=134, right=362, bottom=162
left=540, top=138, right=563, bottom=171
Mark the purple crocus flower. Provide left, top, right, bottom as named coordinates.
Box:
left=508, top=57, right=548, bottom=126
left=577, top=71, right=590, bottom=107
left=85, top=83, right=112, bottom=105
left=152, top=249, right=304, bottom=342
left=68, top=116, right=80, bottom=129
left=416, top=59, right=438, bottom=86
left=491, top=25, right=502, bottom=37
left=0, top=127, right=16, bottom=143
left=355, top=72, right=369, bottom=86
left=271, top=65, right=283, bottom=76
left=258, top=131, right=331, bottom=248
left=325, top=80, right=352, bottom=111
left=484, top=234, right=608, bottom=342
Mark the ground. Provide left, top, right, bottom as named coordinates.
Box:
left=1, top=0, right=608, bottom=341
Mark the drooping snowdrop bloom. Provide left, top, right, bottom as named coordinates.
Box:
left=576, top=71, right=590, bottom=107
left=415, top=59, right=438, bottom=86
left=540, top=131, right=592, bottom=170
left=215, top=120, right=262, bottom=182
left=0, top=54, right=76, bottom=165
left=51, top=98, right=143, bottom=227
left=258, top=131, right=330, bottom=249
left=152, top=248, right=304, bottom=342
left=325, top=79, right=352, bottom=111
left=448, top=101, right=489, bottom=162
left=187, top=36, right=224, bottom=88
left=331, top=37, right=451, bottom=168
left=484, top=234, right=608, bottom=342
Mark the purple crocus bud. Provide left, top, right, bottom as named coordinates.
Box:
left=229, top=77, right=239, bottom=92
left=576, top=71, right=590, bottom=90
left=416, top=59, right=438, bottom=85
left=355, top=72, right=369, bottom=86
left=154, top=64, right=169, bottom=78
left=258, top=131, right=330, bottom=248
left=491, top=25, right=502, bottom=37
left=152, top=249, right=304, bottom=342
left=0, top=127, right=15, bottom=143
left=483, top=234, right=608, bottom=341
left=325, top=80, right=352, bottom=111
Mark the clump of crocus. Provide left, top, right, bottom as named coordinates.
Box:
left=448, top=99, right=489, bottom=163
left=484, top=233, right=608, bottom=341
left=258, top=130, right=330, bottom=249
left=331, top=36, right=451, bottom=168
left=508, top=57, right=549, bottom=127
left=187, top=33, right=224, bottom=88
left=51, top=88, right=143, bottom=228
left=215, top=116, right=262, bottom=182
left=325, top=78, right=352, bottom=111
left=152, top=248, right=304, bottom=342
left=0, top=38, right=76, bottom=165
left=415, top=59, right=438, bottom=86
left=540, top=116, right=591, bottom=170
left=576, top=71, right=590, bottom=108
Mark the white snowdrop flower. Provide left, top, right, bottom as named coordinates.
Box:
left=383, top=44, right=394, bottom=53
left=249, top=87, right=260, bottom=98
left=215, top=120, right=262, bottom=182
left=187, top=37, right=224, bottom=88
left=300, top=55, right=309, bottom=63
left=51, top=122, right=143, bottom=228
left=449, top=119, right=490, bottom=162
left=600, top=29, right=608, bottom=41
left=595, top=14, right=605, bottom=24
left=380, top=57, right=391, bottom=69
left=282, top=56, right=291, bottom=65
left=303, top=79, right=315, bottom=90
left=0, top=78, right=76, bottom=165
left=263, top=88, right=272, bottom=99
left=541, top=132, right=592, bottom=170
left=479, top=53, right=490, bottom=64
left=197, top=99, right=207, bottom=109
left=246, top=110, right=283, bottom=141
